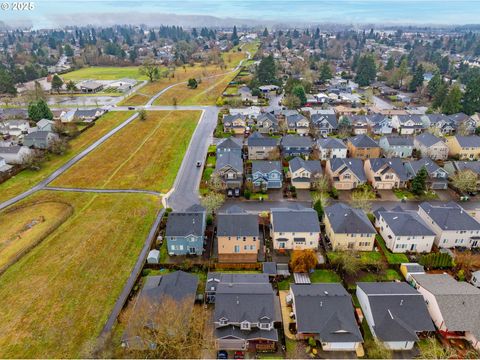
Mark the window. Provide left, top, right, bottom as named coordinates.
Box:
left=259, top=323, right=271, bottom=330
left=234, top=245, right=240, bottom=253
left=240, top=321, right=250, bottom=330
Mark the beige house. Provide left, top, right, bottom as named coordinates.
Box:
left=217, top=207, right=259, bottom=263
left=270, top=207, right=320, bottom=250
left=364, top=158, right=410, bottom=189
left=288, top=157, right=322, bottom=189
left=324, top=203, right=376, bottom=251
left=223, top=114, right=247, bottom=135
left=325, top=158, right=366, bottom=190
left=246, top=132, right=280, bottom=160
left=446, top=135, right=480, bottom=160
left=414, top=133, right=449, bottom=160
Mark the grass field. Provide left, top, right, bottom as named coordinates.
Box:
left=0, top=111, right=134, bottom=204
left=61, top=66, right=147, bottom=81
left=51, top=111, right=200, bottom=192
left=310, top=269, right=341, bottom=283
left=0, top=201, right=73, bottom=273
left=0, top=190, right=161, bottom=358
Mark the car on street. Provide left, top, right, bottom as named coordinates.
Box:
left=234, top=188, right=240, bottom=197
left=217, top=350, right=228, bottom=359
left=196, top=161, right=202, bottom=168
left=128, top=106, right=135, bottom=110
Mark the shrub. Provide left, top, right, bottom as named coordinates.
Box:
left=244, top=189, right=251, bottom=199
left=308, top=337, right=316, bottom=347
left=420, top=252, right=454, bottom=269
left=206, top=214, right=213, bottom=226
left=330, top=187, right=339, bottom=199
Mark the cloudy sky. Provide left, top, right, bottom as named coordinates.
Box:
left=3, top=0, right=480, bottom=29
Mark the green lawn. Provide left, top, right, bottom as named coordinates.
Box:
left=62, top=66, right=147, bottom=81
left=310, top=269, right=341, bottom=283
left=375, top=235, right=409, bottom=264
left=358, top=269, right=402, bottom=282
left=327, top=251, right=383, bottom=265
left=393, top=188, right=439, bottom=201
left=250, top=193, right=269, bottom=200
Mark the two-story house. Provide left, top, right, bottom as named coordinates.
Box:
left=246, top=132, right=280, bottom=160
left=165, top=204, right=206, bottom=256
left=378, top=136, right=413, bottom=158
left=325, top=158, right=366, bottom=190
left=374, top=207, right=435, bottom=253
left=316, top=138, right=347, bottom=160
left=368, top=114, right=393, bottom=135
left=23, top=131, right=59, bottom=149
left=311, top=113, right=338, bottom=136
left=391, top=115, right=423, bottom=135
left=223, top=114, right=247, bottom=135
left=347, top=134, right=381, bottom=159
left=286, top=113, right=310, bottom=135
left=280, top=135, right=313, bottom=158
left=446, top=135, right=480, bottom=160
left=364, top=158, right=410, bottom=189
left=270, top=207, right=321, bottom=250
left=217, top=206, right=259, bottom=263
left=0, top=145, right=33, bottom=164
left=444, top=161, right=480, bottom=190
left=256, top=113, right=279, bottom=134
left=324, top=203, right=376, bottom=251
left=251, top=161, right=283, bottom=189
left=414, top=133, right=449, bottom=160
left=216, top=137, right=243, bottom=157
left=288, top=157, right=322, bottom=189
left=418, top=202, right=480, bottom=249
left=215, top=151, right=243, bottom=190
left=405, top=158, right=448, bottom=190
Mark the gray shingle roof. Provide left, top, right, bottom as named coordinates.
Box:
left=415, top=132, right=443, bottom=148
left=348, top=134, right=379, bottom=148
left=0, top=145, right=24, bottom=154
left=24, top=131, right=54, bottom=141
left=325, top=203, right=376, bottom=234
left=165, top=210, right=205, bottom=237
left=289, top=157, right=322, bottom=175
left=252, top=160, right=282, bottom=174
left=329, top=158, right=366, bottom=181
left=368, top=158, right=410, bottom=181
left=216, top=151, right=243, bottom=172
left=377, top=209, right=435, bottom=237
left=317, top=137, right=347, bottom=149
left=247, top=132, right=280, bottom=147
left=206, top=272, right=269, bottom=293
left=357, top=282, right=435, bottom=342
left=407, top=158, right=445, bottom=177
left=454, top=161, right=480, bottom=174
left=454, top=135, right=480, bottom=148
left=382, top=136, right=414, bottom=146
left=311, top=113, right=338, bottom=128
left=291, top=283, right=363, bottom=343
left=217, top=211, right=259, bottom=237
left=217, top=137, right=243, bottom=151
left=271, top=207, right=320, bottom=233
left=419, top=202, right=480, bottom=231
left=281, top=135, right=313, bottom=148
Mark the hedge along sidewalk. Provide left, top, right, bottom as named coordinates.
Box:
left=375, top=234, right=409, bottom=264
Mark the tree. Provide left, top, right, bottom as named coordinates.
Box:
left=187, top=78, right=198, bottom=89
left=432, top=83, right=448, bottom=109
left=122, top=297, right=213, bottom=359
left=384, top=56, right=395, bottom=71
left=451, top=170, right=478, bottom=194
left=283, top=94, right=301, bottom=109
left=292, top=85, right=307, bottom=106
left=351, top=184, right=375, bottom=212
left=0, top=68, right=17, bottom=95
left=312, top=175, right=331, bottom=194
left=364, top=339, right=393, bottom=359
left=408, top=64, right=424, bottom=92
left=462, top=74, right=480, bottom=115
left=330, top=251, right=362, bottom=276
left=254, top=55, right=277, bottom=86
left=66, top=80, right=77, bottom=93
left=427, top=72, right=442, bottom=98
left=290, top=250, right=318, bottom=273
left=231, top=25, right=239, bottom=46
left=319, top=61, right=333, bottom=84
left=441, top=84, right=463, bottom=115
left=354, top=54, right=376, bottom=87
left=208, top=173, right=226, bottom=193
left=48, top=137, right=70, bottom=155
left=138, top=109, right=147, bottom=121
left=28, top=99, right=53, bottom=122
left=200, top=192, right=225, bottom=214
left=51, top=74, right=63, bottom=93
left=411, top=167, right=427, bottom=195
left=417, top=337, right=456, bottom=360
left=392, top=58, right=409, bottom=88
left=262, top=27, right=269, bottom=37
left=140, top=59, right=160, bottom=82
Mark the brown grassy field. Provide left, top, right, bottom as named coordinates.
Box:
left=0, top=111, right=134, bottom=204
left=51, top=111, right=201, bottom=192
left=0, top=190, right=161, bottom=358
left=0, top=201, right=73, bottom=273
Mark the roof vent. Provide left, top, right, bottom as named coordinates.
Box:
left=324, top=291, right=329, bottom=295
left=400, top=299, right=404, bottom=306
left=393, top=216, right=398, bottom=220
left=320, top=301, right=323, bottom=307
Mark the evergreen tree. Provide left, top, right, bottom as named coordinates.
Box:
left=255, top=55, right=277, bottom=85
left=408, top=64, right=424, bottom=92
left=28, top=99, right=53, bottom=122
left=262, top=28, right=269, bottom=37
left=51, top=74, right=63, bottom=93
left=411, top=167, right=427, bottom=195
left=462, top=74, right=480, bottom=115
left=231, top=25, right=239, bottom=46
left=385, top=56, right=395, bottom=71
left=354, top=54, right=377, bottom=86
left=287, top=38, right=293, bottom=49
left=319, top=61, right=333, bottom=84
left=427, top=72, right=442, bottom=98
left=292, top=85, right=307, bottom=106
left=441, top=85, right=463, bottom=115
left=432, top=83, right=448, bottom=109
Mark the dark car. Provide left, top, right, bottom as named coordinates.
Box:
left=196, top=161, right=202, bottom=168
left=234, top=188, right=240, bottom=197
left=128, top=106, right=135, bottom=110
left=217, top=350, right=228, bottom=359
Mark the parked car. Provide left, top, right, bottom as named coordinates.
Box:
left=234, top=188, right=240, bottom=197
left=227, top=189, right=233, bottom=197
left=217, top=350, right=228, bottom=359
left=196, top=161, right=202, bottom=167
left=128, top=106, right=135, bottom=110
left=234, top=351, right=244, bottom=359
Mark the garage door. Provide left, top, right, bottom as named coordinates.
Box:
left=431, top=182, right=447, bottom=190
left=325, top=342, right=356, bottom=351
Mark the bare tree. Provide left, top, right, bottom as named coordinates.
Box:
left=312, top=175, right=331, bottom=194
left=140, top=58, right=160, bottom=82
left=351, top=185, right=375, bottom=212
left=452, top=170, right=478, bottom=194
left=48, top=137, right=70, bottom=155
left=208, top=173, right=226, bottom=193
left=201, top=192, right=225, bottom=214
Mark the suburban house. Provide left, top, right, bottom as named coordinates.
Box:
left=246, top=132, right=280, bottom=160
left=414, top=133, right=449, bottom=160
left=288, top=157, right=322, bottom=189
left=418, top=202, right=480, bottom=249
left=412, top=273, right=480, bottom=351
left=0, top=156, right=12, bottom=173
left=364, top=158, right=410, bottom=189
left=0, top=119, right=30, bottom=137
left=22, top=131, right=59, bottom=149
left=316, top=138, right=347, bottom=160
left=205, top=273, right=269, bottom=304
left=213, top=275, right=281, bottom=352
left=280, top=135, right=313, bottom=158
left=446, top=135, right=480, bottom=160
left=289, top=283, right=363, bottom=351
left=250, top=161, right=283, bottom=189
left=36, top=119, right=55, bottom=132
left=223, top=114, right=248, bottom=135
left=325, top=158, right=366, bottom=190
left=270, top=207, right=321, bottom=250
left=405, top=158, right=449, bottom=190
left=0, top=145, right=33, bottom=164
left=347, top=134, right=381, bottom=160
left=73, top=108, right=106, bottom=122
left=216, top=206, right=259, bottom=263
left=79, top=80, right=104, bottom=93
left=121, top=271, right=198, bottom=350
left=324, top=203, right=376, bottom=251
left=311, top=113, right=338, bottom=135
left=391, top=115, right=423, bottom=135
left=256, top=113, right=279, bottom=134
left=425, top=114, right=456, bottom=135
left=216, top=137, right=243, bottom=157
left=165, top=204, right=206, bottom=256
left=368, top=114, right=393, bottom=135
left=215, top=152, right=243, bottom=190
left=348, top=115, right=369, bottom=135
left=378, top=136, right=413, bottom=158
left=374, top=207, right=435, bottom=253
left=356, top=282, right=435, bottom=350
left=285, top=113, right=310, bottom=135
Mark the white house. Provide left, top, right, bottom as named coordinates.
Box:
left=0, top=145, right=33, bottom=164
left=418, top=202, right=480, bottom=249
left=356, top=282, right=435, bottom=350
left=374, top=207, right=436, bottom=253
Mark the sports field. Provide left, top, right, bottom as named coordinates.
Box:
left=61, top=66, right=147, bottom=81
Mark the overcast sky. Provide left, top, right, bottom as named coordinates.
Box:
left=3, top=0, right=480, bottom=29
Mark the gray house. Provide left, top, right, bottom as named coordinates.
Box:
left=256, top=113, right=279, bottom=134
left=246, top=132, right=280, bottom=160
left=285, top=113, right=310, bottom=135
left=0, top=145, right=33, bottom=164
left=281, top=135, right=313, bottom=157
left=311, top=113, right=338, bottom=135
left=379, top=136, right=414, bottom=158
left=216, top=137, right=243, bottom=157
left=23, top=131, right=59, bottom=149
left=405, top=158, right=448, bottom=190
left=251, top=161, right=283, bottom=189
left=165, top=204, right=206, bottom=256
left=215, top=151, right=243, bottom=190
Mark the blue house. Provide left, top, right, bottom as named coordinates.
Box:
left=280, top=135, right=314, bottom=158
left=251, top=161, right=283, bottom=189
left=165, top=204, right=206, bottom=256
left=378, top=136, right=414, bottom=158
